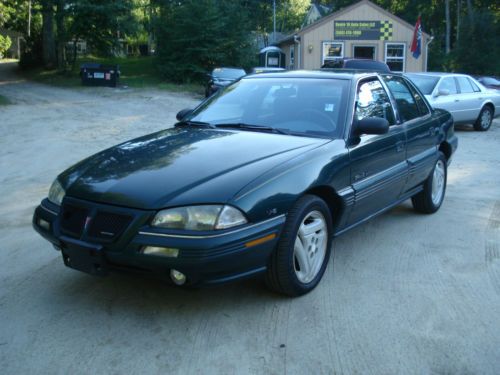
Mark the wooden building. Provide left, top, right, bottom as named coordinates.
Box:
left=278, top=0, right=431, bottom=72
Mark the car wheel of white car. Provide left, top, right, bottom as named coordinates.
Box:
left=412, top=152, right=447, bottom=214
left=474, top=106, right=493, bottom=131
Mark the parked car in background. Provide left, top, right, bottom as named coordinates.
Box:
left=406, top=72, right=500, bottom=131
left=321, top=58, right=390, bottom=72
left=33, top=70, right=457, bottom=296
left=205, top=67, right=246, bottom=97
left=475, top=76, right=500, bottom=91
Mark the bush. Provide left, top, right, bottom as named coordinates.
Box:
left=451, top=11, right=500, bottom=75
left=19, top=35, right=44, bottom=69
left=156, top=1, right=256, bottom=83
left=0, top=35, right=12, bottom=58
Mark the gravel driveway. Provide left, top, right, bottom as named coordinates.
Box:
left=1, top=61, right=499, bottom=374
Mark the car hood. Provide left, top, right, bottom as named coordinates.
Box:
left=60, top=127, right=328, bottom=209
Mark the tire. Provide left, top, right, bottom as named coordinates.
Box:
left=265, top=195, right=333, bottom=297
left=473, top=105, right=493, bottom=131
left=411, top=152, right=447, bottom=214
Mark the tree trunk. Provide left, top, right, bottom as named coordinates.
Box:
left=41, top=1, right=56, bottom=68
left=456, top=0, right=461, bottom=46
left=466, top=0, right=473, bottom=23
left=55, top=0, right=66, bottom=70
left=445, top=0, right=451, bottom=54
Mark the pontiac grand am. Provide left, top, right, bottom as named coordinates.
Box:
left=33, top=70, right=457, bottom=296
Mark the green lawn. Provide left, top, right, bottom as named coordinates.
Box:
left=22, top=56, right=203, bottom=94
left=0, top=94, right=10, bottom=105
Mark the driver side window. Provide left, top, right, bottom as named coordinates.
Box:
left=355, top=80, right=396, bottom=126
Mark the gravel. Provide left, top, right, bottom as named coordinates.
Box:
left=1, top=61, right=499, bottom=374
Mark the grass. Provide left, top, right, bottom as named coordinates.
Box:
left=22, top=56, right=203, bottom=94
left=0, top=94, right=11, bottom=105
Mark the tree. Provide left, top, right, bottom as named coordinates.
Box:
left=452, top=10, right=500, bottom=74
left=0, top=35, right=12, bottom=58
left=445, top=0, right=450, bottom=54
left=41, top=0, right=56, bottom=68
left=156, top=0, right=256, bottom=83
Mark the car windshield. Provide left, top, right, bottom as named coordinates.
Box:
left=188, top=77, right=349, bottom=138
left=212, top=68, right=246, bottom=80
left=406, top=74, right=440, bottom=95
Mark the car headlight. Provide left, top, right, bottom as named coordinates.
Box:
left=48, top=179, right=65, bottom=206
left=151, top=205, right=247, bottom=231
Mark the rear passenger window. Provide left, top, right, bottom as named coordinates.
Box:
left=382, top=75, right=421, bottom=122
left=468, top=78, right=481, bottom=92
left=456, top=76, right=474, bottom=93
left=355, top=79, right=396, bottom=126
left=438, top=77, right=458, bottom=94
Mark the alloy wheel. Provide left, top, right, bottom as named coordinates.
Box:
left=293, top=210, right=328, bottom=284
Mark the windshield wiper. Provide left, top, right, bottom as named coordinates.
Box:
left=175, top=120, right=216, bottom=128
left=214, top=123, right=290, bottom=135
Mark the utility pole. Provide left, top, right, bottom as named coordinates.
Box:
left=273, top=0, right=276, bottom=43
left=28, top=0, right=32, bottom=37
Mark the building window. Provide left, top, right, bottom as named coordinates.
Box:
left=290, top=45, right=295, bottom=69
left=385, top=43, right=405, bottom=72
left=322, top=42, right=344, bottom=64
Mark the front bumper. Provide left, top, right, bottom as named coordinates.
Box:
left=33, top=197, right=285, bottom=285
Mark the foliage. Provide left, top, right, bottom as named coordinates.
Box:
left=22, top=55, right=203, bottom=93
left=450, top=10, right=500, bottom=75
left=19, top=33, right=44, bottom=69
left=0, top=94, right=11, bottom=105
left=156, top=0, right=256, bottom=83
left=66, top=0, right=137, bottom=56
left=0, top=35, right=12, bottom=57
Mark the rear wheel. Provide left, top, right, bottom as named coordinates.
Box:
left=266, top=195, right=333, bottom=297
left=473, top=106, right=493, bottom=131
left=412, top=152, right=447, bottom=214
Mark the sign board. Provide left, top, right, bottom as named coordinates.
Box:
left=334, top=20, right=393, bottom=40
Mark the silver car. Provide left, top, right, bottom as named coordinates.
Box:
left=406, top=72, right=500, bottom=131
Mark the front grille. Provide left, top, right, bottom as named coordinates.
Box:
left=87, top=211, right=132, bottom=241
left=60, top=204, right=89, bottom=238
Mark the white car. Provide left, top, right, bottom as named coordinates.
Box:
left=406, top=72, right=500, bottom=131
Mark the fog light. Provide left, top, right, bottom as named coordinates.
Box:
left=142, top=246, right=179, bottom=258
left=170, top=269, right=186, bottom=285
left=38, top=219, right=50, bottom=231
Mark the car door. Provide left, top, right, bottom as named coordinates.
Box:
left=455, top=76, right=482, bottom=122
left=432, top=76, right=463, bottom=122
left=382, top=74, right=439, bottom=192
left=346, top=78, right=407, bottom=226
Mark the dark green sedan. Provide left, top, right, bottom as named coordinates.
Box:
left=33, top=71, right=457, bottom=296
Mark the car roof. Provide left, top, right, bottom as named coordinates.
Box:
left=406, top=72, right=473, bottom=78
left=244, top=69, right=396, bottom=80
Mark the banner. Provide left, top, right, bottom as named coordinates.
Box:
left=334, top=20, right=393, bottom=40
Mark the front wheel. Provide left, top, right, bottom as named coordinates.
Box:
left=411, top=152, right=447, bottom=214
left=473, top=106, right=493, bottom=131
left=266, top=195, right=333, bottom=297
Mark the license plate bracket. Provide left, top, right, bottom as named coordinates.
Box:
left=61, top=237, right=108, bottom=276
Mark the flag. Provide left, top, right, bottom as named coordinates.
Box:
left=411, top=16, right=422, bottom=59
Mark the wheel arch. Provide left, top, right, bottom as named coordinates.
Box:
left=439, top=141, right=452, bottom=161
left=303, top=185, right=344, bottom=230
left=483, top=102, right=495, bottom=117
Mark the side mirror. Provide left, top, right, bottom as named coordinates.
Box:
left=434, top=88, right=450, bottom=97
left=176, top=108, right=193, bottom=121
left=355, top=117, right=389, bottom=135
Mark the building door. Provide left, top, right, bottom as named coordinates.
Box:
left=353, top=46, right=375, bottom=59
